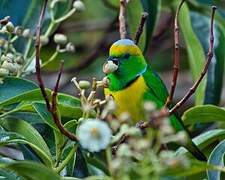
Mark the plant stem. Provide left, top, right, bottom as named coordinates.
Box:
left=55, top=145, right=77, bottom=173
left=54, top=8, right=76, bottom=23
left=41, top=51, right=59, bottom=68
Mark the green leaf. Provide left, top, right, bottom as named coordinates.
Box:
left=0, top=119, right=53, bottom=167
left=207, top=139, right=225, bottom=180
left=0, top=77, right=37, bottom=105
left=0, top=169, right=19, bottom=180
left=126, top=0, right=161, bottom=52
left=176, top=129, right=225, bottom=156
left=190, top=11, right=225, bottom=105
left=74, top=147, right=89, bottom=178
left=182, top=105, right=225, bottom=126
left=165, top=160, right=225, bottom=177
left=32, top=102, right=58, bottom=130
left=0, top=161, right=60, bottom=180
left=140, top=0, right=161, bottom=52
left=177, top=3, right=206, bottom=105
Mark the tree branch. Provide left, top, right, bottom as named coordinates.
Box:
left=164, top=0, right=186, bottom=107
left=35, top=0, right=78, bottom=141
left=119, top=0, right=127, bottom=39
left=51, top=61, right=78, bottom=141
left=35, top=0, right=51, bottom=111
left=134, top=12, right=149, bottom=45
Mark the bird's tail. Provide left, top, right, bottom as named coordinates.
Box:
left=170, top=114, right=207, bottom=161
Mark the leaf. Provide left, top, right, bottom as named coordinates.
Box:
left=140, top=0, right=161, bottom=52
left=0, top=169, right=19, bottom=180
left=176, top=129, right=225, bottom=156
left=182, top=105, right=225, bottom=126
left=177, top=3, right=206, bottom=105
left=207, top=139, right=225, bottom=180
left=165, top=159, right=225, bottom=177
left=0, top=77, right=37, bottom=105
left=190, top=11, right=225, bottom=105
left=32, top=103, right=58, bottom=130
left=126, top=0, right=161, bottom=52
left=0, top=161, right=60, bottom=180
left=74, top=147, right=89, bottom=178
left=86, top=156, right=110, bottom=176
left=0, top=119, right=53, bottom=167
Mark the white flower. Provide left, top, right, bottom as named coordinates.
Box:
left=77, top=119, right=112, bottom=152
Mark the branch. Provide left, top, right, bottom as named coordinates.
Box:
left=35, top=0, right=78, bottom=141
left=51, top=61, right=78, bottom=141
left=169, top=6, right=217, bottom=114
left=119, top=0, right=127, bottom=39
left=164, top=0, right=186, bottom=107
left=134, top=12, right=149, bottom=45
left=35, top=0, right=51, bottom=111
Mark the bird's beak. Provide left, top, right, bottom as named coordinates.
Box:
left=103, top=57, right=119, bottom=74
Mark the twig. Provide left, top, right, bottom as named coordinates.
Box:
left=169, top=6, right=217, bottom=114
left=164, top=0, right=186, bottom=107
left=35, top=0, right=51, bottom=111
left=0, top=16, right=10, bottom=25
left=35, top=0, right=78, bottom=141
left=51, top=61, right=78, bottom=141
left=119, top=0, right=127, bottom=39
left=134, top=12, right=149, bottom=45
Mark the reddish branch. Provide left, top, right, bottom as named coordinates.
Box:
left=165, top=0, right=186, bottom=107
left=169, top=6, right=217, bottom=115
left=134, top=12, right=149, bottom=45
left=35, top=0, right=78, bottom=141
left=119, top=0, right=127, bottom=39
left=35, top=0, right=51, bottom=111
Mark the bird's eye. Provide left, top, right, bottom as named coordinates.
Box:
left=123, top=53, right=130, bottom=59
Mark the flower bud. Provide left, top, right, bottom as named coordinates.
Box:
left=105, top=100, right=117, bottom=113
left=14, top=56, right=24, bottom=65
left=78, top=80, right=91, bottom=89
left=5, top=53, right=14, bottom=62
left=103, top=61, right=118, bottom=74
left=0, top=55, right=7, bottom=63
left=102, top=77, right=109, bottom=87
left=53, top=33, right=67, bottom=45
left=40, top=36, right=49, bottom=45
left=14, top=26, right=23, bottom=36
left=117, top=144, right=132, bottom=157
left=1, top=61, right=17, bottom=73
left=66, top=42, right=75, bottom=52
left=143, top=101, right=156, bottom=113
left=73, top=0, right=85, bottom=12
left=5, top=22, right=14, bottom=33
left=0, top=68, right=9, bottom=77
left=22, top=29, right=32, bottom=38
left=0, top=39, right=5, bottom=47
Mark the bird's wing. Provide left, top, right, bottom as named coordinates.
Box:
left=142, top=65, right=169, bottom=104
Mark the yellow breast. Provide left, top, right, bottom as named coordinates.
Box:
left=104, top=76, right=148, bottom=122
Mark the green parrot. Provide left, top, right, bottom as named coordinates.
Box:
left=103, top=39, right=206, bottom=161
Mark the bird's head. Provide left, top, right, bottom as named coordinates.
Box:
left=103, top=39, right=147, bottom=91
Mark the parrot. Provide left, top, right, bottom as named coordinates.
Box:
left=103, top=39, right=207, bottom=161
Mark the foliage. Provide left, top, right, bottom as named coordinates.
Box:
left=0, top=0, right=225, bottom=180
